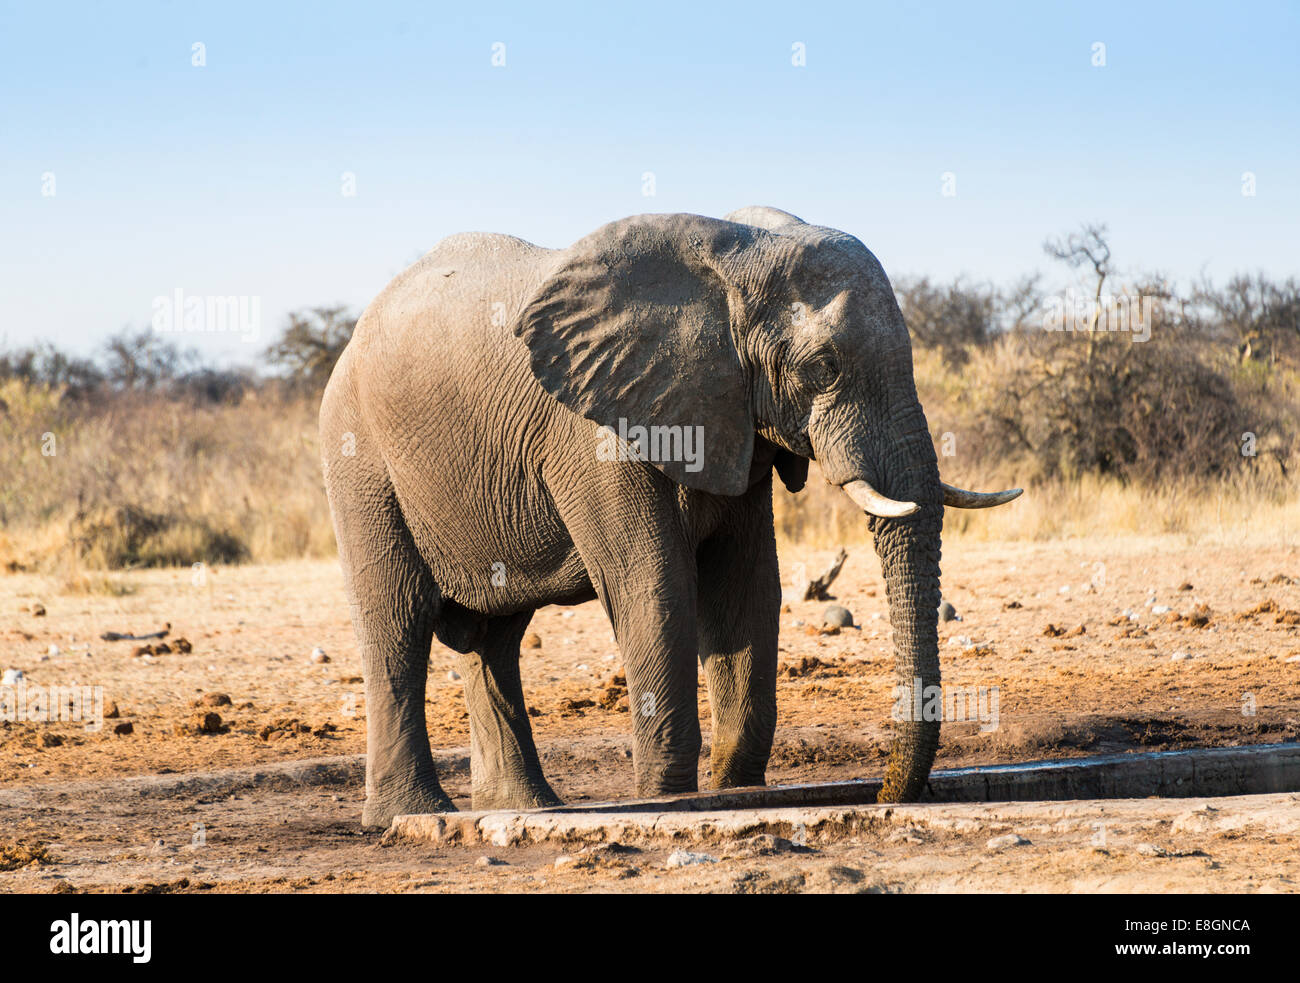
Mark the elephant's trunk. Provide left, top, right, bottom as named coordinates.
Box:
left=873, top=501, right=943, bottom=801
left=849, top=417, right=944, bottom=802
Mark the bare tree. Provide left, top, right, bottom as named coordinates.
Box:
left=263, top=305, right=357, bottom=392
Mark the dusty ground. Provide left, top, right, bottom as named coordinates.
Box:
left=2, top=535, right=1298, bottom=893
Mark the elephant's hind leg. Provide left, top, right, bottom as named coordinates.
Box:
left=456, top=611, right=563, bottom=811
left=328, top=468, right=456, bottom=827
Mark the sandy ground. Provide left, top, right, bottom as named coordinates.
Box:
left=1, top=535, right=1298, bottom=893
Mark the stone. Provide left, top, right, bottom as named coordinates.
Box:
left=523, top=633, right=542, bottom=649
left=665, top=849, right=717, bottom=868
left=1, top=669, right=23, bottom=685
left=822, top=605, right=854, bottom=628
left=938, top=599, right=960, bottom=622
left=310, top=647, right=330, bottom=664
left=986, top=833, right=1030, bottom=851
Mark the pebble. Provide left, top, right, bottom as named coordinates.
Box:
left=791, top=619, right=805, bottom=627
left=310, top=647, right=330, bottom=664
left=447, top=670, right=461, bottom=682
left=1171, top=651, right=1192, bottom=661
left=47, top=644, right=60, bottom=656
left=938, top=600, right=960, bottom=622
left=1151, top=605, right=1171, bottom=615
left=477, top=856, right=507, bottom=867
left=986, top=833, right=1030, bottom=851
left=1, top=668, right=23, bottom=685
left=665, top=849, right=717, bottom=868
left=822, top=605, right=854, bottom=628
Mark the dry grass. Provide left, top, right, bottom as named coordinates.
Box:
left=2, top=375, right=1296, bottom=582
left=0, top=381, right=334, bottom=577
left=773, top=466, right=1300, bottom=551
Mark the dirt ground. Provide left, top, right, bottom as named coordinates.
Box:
left=2, top=535, right=1298, bottom=893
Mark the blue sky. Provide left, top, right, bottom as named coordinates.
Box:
left=2, top=0, right=1297, bottom=364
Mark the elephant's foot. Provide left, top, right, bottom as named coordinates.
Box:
left=710, top=740, right=768, bottom=789
left=470, top=778, right=563, bottom=813
left=361, top=777, right=457, bottom=829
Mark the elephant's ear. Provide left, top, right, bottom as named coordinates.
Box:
left=514, top=214, right=758, bottom=497
left=773, top=450, right=809, bottom=493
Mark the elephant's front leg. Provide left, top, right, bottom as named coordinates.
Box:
left=696, top=490, right=781, bottom=788
left=579, top=546, right=703, bottom=796
left=617, top=585, right=703, bottom=796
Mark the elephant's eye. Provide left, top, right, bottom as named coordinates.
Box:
left=801, top=352, right=839, bottom=390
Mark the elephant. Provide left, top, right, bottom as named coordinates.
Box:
left=319, top=206, right=1021, bottom=827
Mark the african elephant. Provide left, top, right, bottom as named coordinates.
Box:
left=320, top=207, right=1020, bottom=827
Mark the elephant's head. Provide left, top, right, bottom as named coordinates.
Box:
left=514, top=207, right=1020, bottom=801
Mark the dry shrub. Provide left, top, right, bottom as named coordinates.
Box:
left=0, top=382, right=334, bottom=571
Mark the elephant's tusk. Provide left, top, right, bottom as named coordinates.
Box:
left=841, top=479, right=919, bottom=518
left=941, top=483, right=1023, bottom=509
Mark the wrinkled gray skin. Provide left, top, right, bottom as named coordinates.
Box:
left=322, top=208, right=954, bottom=827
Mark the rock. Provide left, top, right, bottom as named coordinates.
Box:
left=780, top=603, right=791, bottom=613
left=47, top=644, right=60, bottom=656
left=113, top=722, right=134, bottom=736
left=476, top=856, right=506, bottom=867
left=938, top=600, right=960, bottom=622
left=194, top=693, right=232, bottom=708
left=1178, top=582, right=1194, bottom=591
left=723, top=834, right=796, bottom=859
left=1136, top=843, right=1168, bottom=857
left=791, top=619, right=805, bottom=627
left=1151, top=605, right=1171, bottom=615
left=1171, top=651, right=1192, bottom=661
left=986, top=833, right=1030, bottom=851
left=665, top=849, right=717, bottom=868
left=30, top=603, right=46, bottom=616
left=1, top=669, right=23, bottom=685
left=172, top=637, right=192, bottom=654
left=523, top=633, right=542, bottom=649
left=104, top=702, right=120, bottom=719
left=178, top=712, right=224, bottom=735
left=822, top=605, right=854, bottom=628
left=310, top=647, right=330, bottom=664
